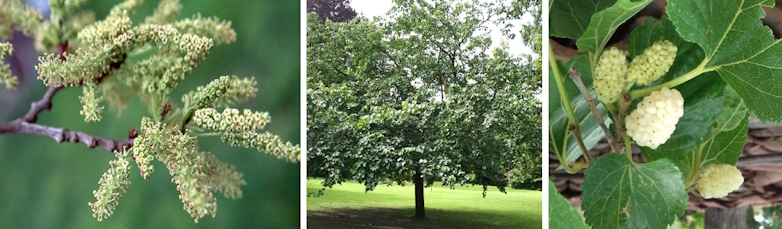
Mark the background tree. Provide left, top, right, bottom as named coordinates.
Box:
left=0, top=0, right=300, bottom=228
left=307, top=0, right=541, bottom=219
left=306, top=0, right=357, bottom=23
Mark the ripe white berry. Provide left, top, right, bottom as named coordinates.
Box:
left=593, top=47, right=628, bottom=104
left=695, top=164, right=743, bottom=199
left=628, top=40, right=677, bottom=86
left=625, top=87, right=684, bottom=149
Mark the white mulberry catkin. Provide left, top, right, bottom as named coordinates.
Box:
left=628, top=40, right=677, bottom=86
left=593, top=47, right=628, bottom=104
left=695, top=164, right=743, bottom=199
left=625, top=87, right=684, bottom=149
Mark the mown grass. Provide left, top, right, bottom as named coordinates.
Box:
left=306, top=178, right=542, bottom=229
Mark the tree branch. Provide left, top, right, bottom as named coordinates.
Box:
left=23, top=84, right=62, bottom=123
left=568, top=68, right=622, bottom=153
left=2, top=41, right=133, bottom=153
left=0, top=120, right=136, bottom=152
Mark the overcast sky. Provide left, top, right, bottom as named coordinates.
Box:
left=350, top=0, right=533, bottom=56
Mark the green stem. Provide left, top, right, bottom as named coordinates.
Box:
left=550, top=45, right=579, bottom=130
left=551, top=44, right=593, bottom=167
left=684, top=144, right=705, bottom=185
left=195, top=132, right=222, bottom=137
left=623, top=132, right=633, bottom=163
left=564, top=162, right=588, bottom=174
left=629, top=58, right=713, bottom=99
left=128, top=45, right=155, bottom=58
left=150, top=95, right=160, bottom=122
left=605, top=102, right=617, bottom=115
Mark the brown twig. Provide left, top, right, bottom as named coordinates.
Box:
left=23, top=84, right=62, bottom=123
left=568, top=68, right=622, bottom=153
left=0, top=121, right=135, bottom=152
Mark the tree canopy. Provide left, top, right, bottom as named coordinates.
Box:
left=306, top=0, right=541, bottom=218
left=306, top=0, right=358, bottom=23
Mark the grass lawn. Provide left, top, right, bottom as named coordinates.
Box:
left=306, top=178, right=542, bottom=229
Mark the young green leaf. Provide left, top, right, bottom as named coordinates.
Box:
left=668, top=0, right=782, bottom=122
left=549, top=180, right=589, bottom=229
left=575, top=0, right=652, bottom=53
left=581, top=154, right=687, bottom=229
left=549, top=0, right=617, bottom=39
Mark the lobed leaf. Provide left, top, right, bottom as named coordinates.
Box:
left=668, top=0, right=782, bottom=122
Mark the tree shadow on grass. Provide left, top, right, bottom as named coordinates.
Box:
left=307, top=207, right=540, bottom=229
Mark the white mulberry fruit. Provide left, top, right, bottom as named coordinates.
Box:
left=625, top=87, right=684, bottom=149
left=695, top=164, right=743, bottom=199
left=593, top=47, right=628, bottom=104
left=628, top=40, right=677, bottom=86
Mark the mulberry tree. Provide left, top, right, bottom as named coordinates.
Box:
left=0, top=0, right=299, bottom=224
left=307, top=0, right=541, bottom=219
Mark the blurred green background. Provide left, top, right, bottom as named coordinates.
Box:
left=0, top=0, right=300, bottom=228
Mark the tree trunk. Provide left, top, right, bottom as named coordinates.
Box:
left=705, top=205, right=751, bottom=229
left=414, top=169, right=425, bottom=219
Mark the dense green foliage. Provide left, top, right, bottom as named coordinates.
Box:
left=548, top=0, right=781, bottom=228
left=0, top=0, right=299, bottom=228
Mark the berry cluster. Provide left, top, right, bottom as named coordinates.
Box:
left=695, top=164, right=743, bottom=199
left=593, top=47, right=628, bottom=104
left=628, top=40, right=678, bottom=86
left=625, top=87, right=684, bottom=149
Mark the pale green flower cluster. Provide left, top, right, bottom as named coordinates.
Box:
left=145, top=0, right=181, bottom=25
left=222, top=131, right=301, bottom=163
left=132, top=116, right=247, bottom=222
left=77, top=10, right=132, bottom=46
left=88, top=155, right=131, bottom=222
left=696, top=164, right=743, bottom=199
left=79, top=81, right=104, bottom=122
left=174, top=13, right=237, bottom=45
left=132, top=117, right=164, bottom=179
left=185, top=75, right=257, bottom=109
left=189, top=75, right=230, bottom=109
left=193, top=108, right=270, bottom=132
left=0, top=0, right=41, bottom=39
left=108, top=0, right=144, bottom=16
left=200, top=152, right=245, bottom=199
left=156, top=130, right=217, bottom=222
left=48, top=0, right=89, bottom=16
left=218, top=76, right=258, bottom=106
left=37, top=22, right=214, bottom=88
left=0, top=42, right=16, bottom=89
